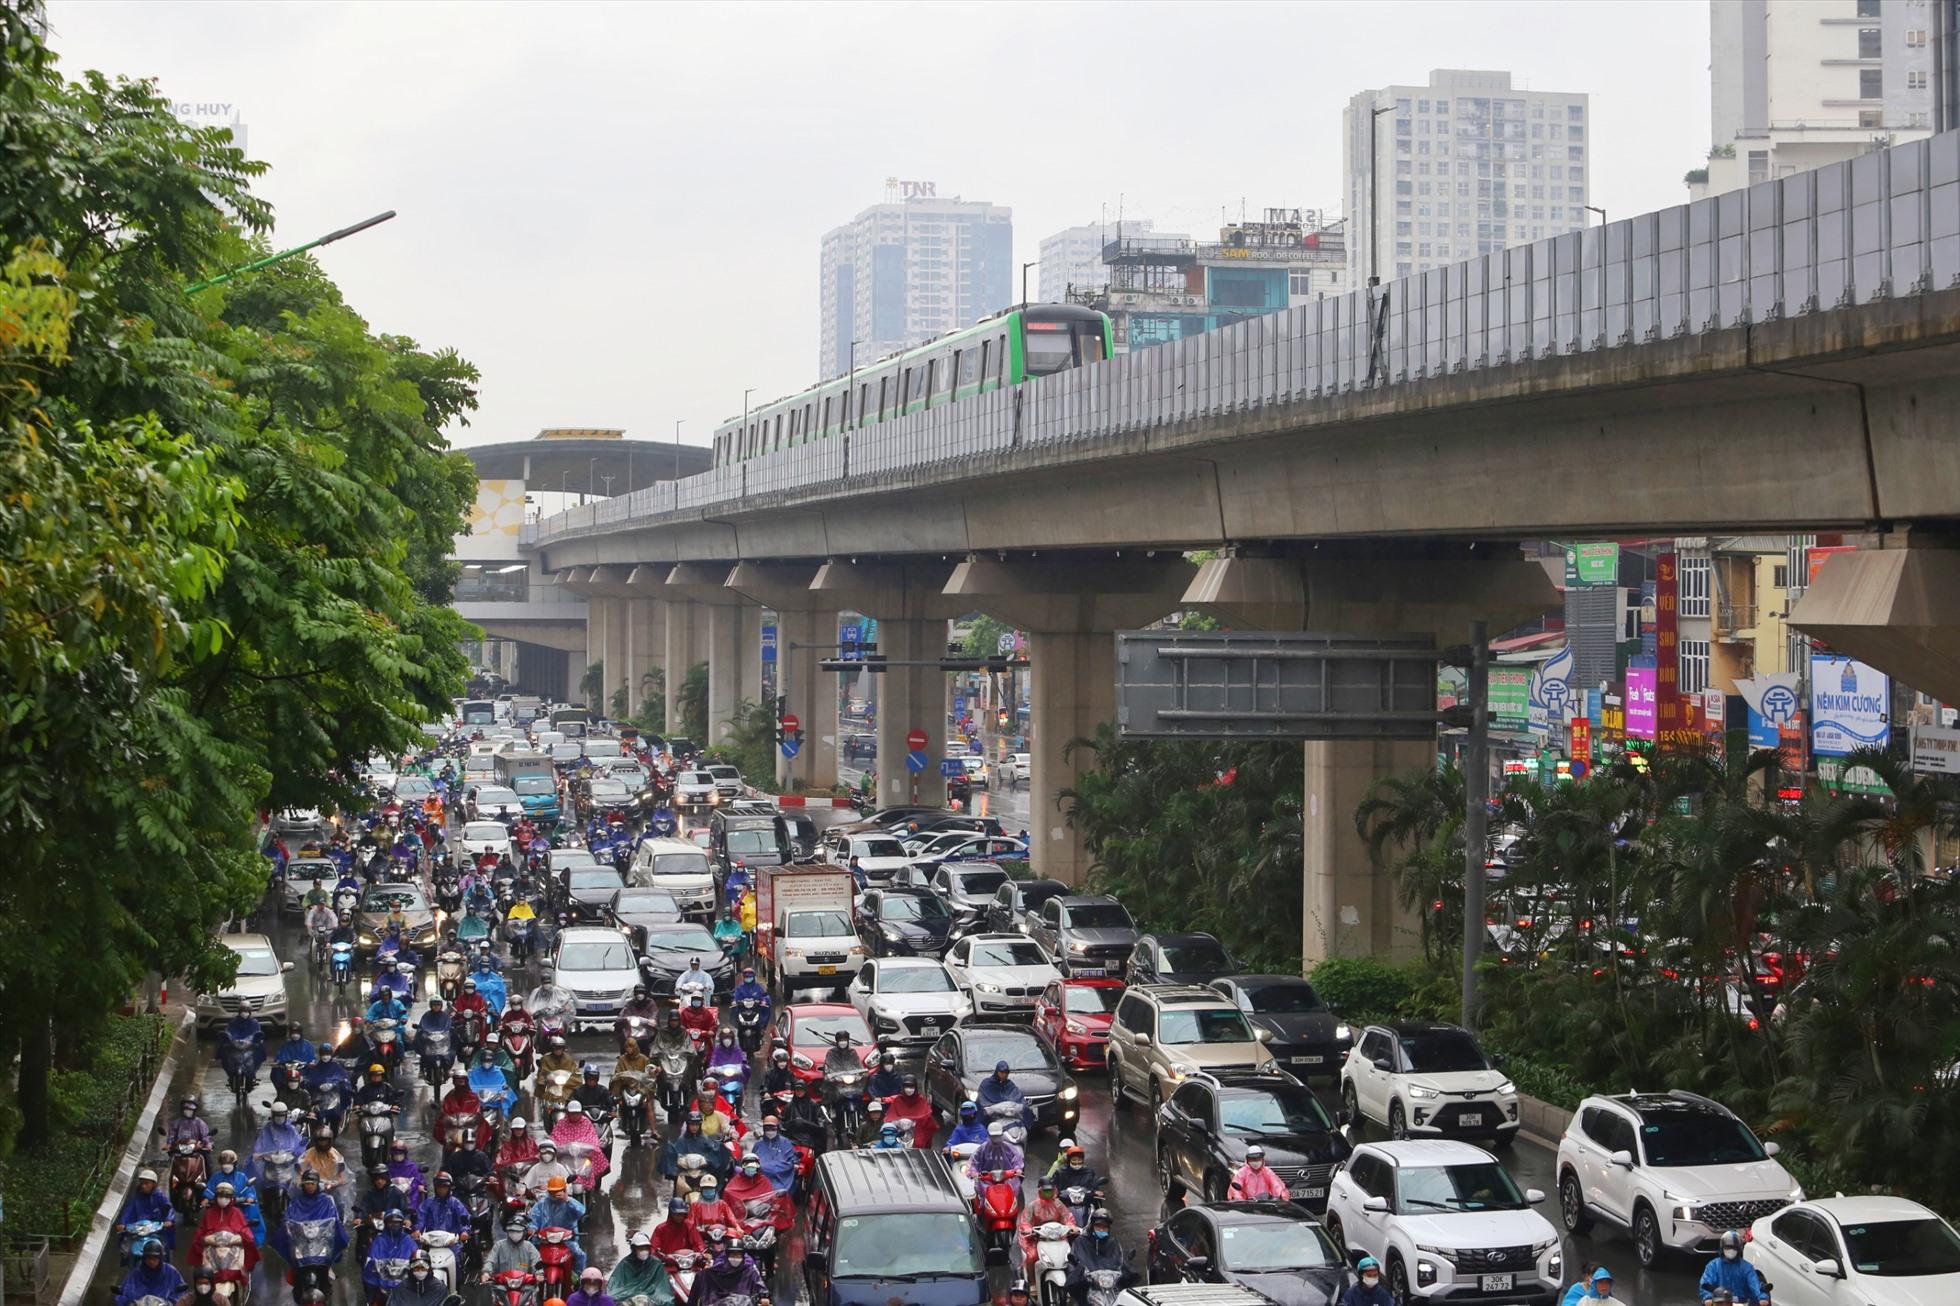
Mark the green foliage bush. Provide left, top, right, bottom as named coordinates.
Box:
left=1307, top=957, right=1415, bottom=1023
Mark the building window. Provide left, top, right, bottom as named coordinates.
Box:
left=1860, top=108, right=1885, bottom=127
left=1680, top=639, right=1711, bottom=696
left=1772, top=563, right=1789, bottom=589
left=1856, top=0, right=1880, bottom=16
left=1907, top=29, right=1927, bottom=47
left=1680, top=554, right=1711, bottom=618
left=1861, top=68, right=1883, bottom=98
left=1909, top=70, right=1928, bottom=89
left=1859, top=27, right=1882, bottom=58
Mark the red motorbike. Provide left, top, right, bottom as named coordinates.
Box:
left=974, top=1168, right=1023, bottom=1265
left=169, top=1141, right=210, bottom=1221
left=488, top=1268, right=536, bottom=1306
left=533, top=1226, right=577, bottom=1295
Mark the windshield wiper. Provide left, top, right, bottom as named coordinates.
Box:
left=859, top=1271, right=962, bottom=1282
left=1401, top=1199, right=1456, bottom=1211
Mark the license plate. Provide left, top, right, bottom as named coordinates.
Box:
left=1291, top=1055, right=1324, bottom=1065
left=1293, top=1186, right=1327, bottom=1201
left=1459, top=1112, right=1483, bottom=1126
left=921, top=1022, right=940, bottom=1032
left=817, top=965, right=837, bottom=976
left=1073, top=966, right=1106, bottom=977
left=1480, top=1275, right=1513, bottom=1292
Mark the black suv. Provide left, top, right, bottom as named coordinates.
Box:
left=1126, top=932, right=1239, bottom=987
left=1210, top=975, right=1354, bottom=1084
left=1156, top=1071, right=1349, bottom=1212
left=1145, top=1200, right=1351, bottom=1303
left=855, top=886, right=954, bottom=958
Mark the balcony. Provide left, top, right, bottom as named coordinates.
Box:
left=1716, top=602, right=1757, bottom=639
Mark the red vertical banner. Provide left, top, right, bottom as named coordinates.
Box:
left=1570, top=718, right=1591, bottom=766
left=1655, top=551, right=1681, bottom=751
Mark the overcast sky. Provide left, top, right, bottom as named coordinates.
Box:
left=48, top=0, right=1709, bottom=452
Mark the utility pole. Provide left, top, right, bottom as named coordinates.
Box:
left=1022, top=261, right=1037, bottom=307
left=187, top=210, right=396, bottom=293
left=673, top=420, right=683, bottom=484
left=1368, top=102, right=1395, bottom=287
left=1461, top=619, right=1491, bottom=1031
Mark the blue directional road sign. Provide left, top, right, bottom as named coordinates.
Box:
left=780, top=738, right=801, bottom=759
left=939, top=757, right=965, bottom=778
left=905, top=751, right=927, bottom=773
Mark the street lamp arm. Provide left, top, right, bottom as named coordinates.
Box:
left=187, top=210, right=396, bottom=293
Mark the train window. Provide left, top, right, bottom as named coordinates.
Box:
left=978, top=341, right=990, bottom=387
left=821, top=397, right=831, bottom=436
left=774, top=413, right=783, bottom=451
left=1024, top=319, right=1074, bottom=376
left=1078, top=328, right=1105, bottom=364
left=859, top=382, right=870, bottom=424
left=876, top=377, right=888, bottom=421
left=803, top=404, right=812, bottom=441
left=997, top=334, right=1009, bottom=382
left=923, top=359, right=937, bottom=406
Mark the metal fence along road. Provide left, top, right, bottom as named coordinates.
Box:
left=528, top=129, right=1960, bottom=548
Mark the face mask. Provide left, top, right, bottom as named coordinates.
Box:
left=763, top=1128, right=778, bottom=1139
left=633, top=1249, right=651, bottom=1262
left=1248, top=1158, right=1263, bottom=1168
left=1362, top=1273, right=1380, bottom=1287
left=1092, top=1229, right=1109, bottom=1240
left=903, top=1087, right=916, bottom=1096
left=743, top=1164, right=760, bottom=1176
left=197, top=1284, right=214, bottom=1296
left=182, top=1107, right=195, bottom=1117
left=411, top=1270, right=429, bottom=1281
left=216, top=1196, right=232, bottom=1207
left=508, top=1230, right=525, bottom=1243
left=1723, top=1248, right=1740, bottom=1260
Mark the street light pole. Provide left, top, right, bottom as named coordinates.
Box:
left=1369, top=102, right=1395, bottom=287
left=186, top=210, right=397, bottom=293
left=673, top=420, right=683, bottom=484
left=742, top=388, right=755, bottom=453
left=1584, top=206, right=1608, bottom=347
left=1022, top=261, right=1037, bottom=306
left=1461, top=618, right=1491, bottom=1032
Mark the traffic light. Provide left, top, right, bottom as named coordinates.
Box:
left=773, top=694, right=787, bottom=747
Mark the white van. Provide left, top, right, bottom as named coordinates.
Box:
left=628, top=837, right=718, bottom=920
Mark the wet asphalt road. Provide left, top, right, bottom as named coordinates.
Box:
left=96, top=897, right=1700, bottom=1306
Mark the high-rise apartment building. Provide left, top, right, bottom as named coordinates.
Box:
left=817, top=188, right=1012, bottom=381
left=1343, top=69, right=1590, bottom=286
left=1691, top=0, right=1936, bottom=198
left=1038, top=219, right=1173, bottom=302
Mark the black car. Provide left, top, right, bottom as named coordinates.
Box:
left=855, top=887, right=954, bottom=959
left=923, top=1021, right=1080, bottom=1137
left=555, top=866, right=626, bottom=923
left=1210, top=976, right=1354, bottom=1083
left=984, top=877, right=1069, bottom=936
left=1145, top=1201, right=1351, bottom=1306
left=606, top=885, right=683, bottom=951
left=842, top=733, right=876, bottom=763
left=1156, top=1072, right=1349, bottom=1212
left=1126, top=931, right=1240, bottom=987
left=666, top=737, right=701, bottom=763
left=635, top=921, right=737, bottom=997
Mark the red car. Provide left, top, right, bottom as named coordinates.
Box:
left=770, top=1002, right=877, bottom=1084
left=1034, top=977, right=1124, bottom=1070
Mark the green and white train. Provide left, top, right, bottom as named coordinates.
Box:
left=711, top=303, right=1114, bottom=467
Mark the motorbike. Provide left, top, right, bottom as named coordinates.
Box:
left=654, top=1046, right=694, bottom=1127
left=984, top=1097, right=1031, bottom=1149
left=974, top=1167, right=1023, bottom=1265
left=434, top=876, right=462, bottom=917
left=169, top=1140, right=210, bottom=1220
left=500, top=1026, right=533, bottom=1079
left=418, top=1028, right=455, bottom=1089
left=671, top=1152, right=710, bottom=1204
left=682, top=1006, right=719, bottom=1060
left=310, top=1081, right=347, bottom=1136
left=221, top=1037, right=260, bottom=1098
left=310, top=925, right=333, bottom=969
left=333, top=886, right=362, bottom=916
left=369, top=1020, right=402, bottom=1076
left=1061, top=1184, right=1104, bottom=1229
left=1031, top=1220, right=1078, bottom=1306
left=705, top=1045, right=751, bottom=1100
left=256, top=1150, right=298, bottom=1226
left=646, top=806, right=677, bottom=838
left=364, top=1242, right=412, bottom=1306
left=556, top=1139, right=606, bottom=1196
left=488, top=1269, right=537, bottom=1306
left=201, top=1228, right=251, bottom=1304
left=435, top=950, right=468, bottom=1003
left=732, top=999, right=767, bottom=1055
left=356, top=1101, right=398, bottom=1170
left=824, top=1064, right=868, bottom=1147
left=119, top=1218, right=166, bottom=1264
left=737, top=1194, right=791, bottom=1276
left=455, top=1172, right=495, bottom=1249
left=330, top=942, right=355, bottom=991
left=662, top=1251, right=702, bottom=1301
left=617, top=1012, right=657, bottom=1054
left=417, top=1227, right=464, bottom=1292
left=284, top=1217, right=339, bottom=1305
left=533, top=1226, right=578, bottom=1295
left=535, top=1068, right=576, bottom=1124
left=505, top=914, right=536, bottom=962
left=272, top=1063, right=310, bottom=1112
left=613, top=1072, right=651, bottom=1148
left=1081, top=1267, right=1130, bottom=1306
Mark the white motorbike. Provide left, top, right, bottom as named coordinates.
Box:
left=417, top=1227, right=463, bottom=1292
left=945, top=1141, right=981, bottom=1203
left=1032, top=1220, right=1078, bottom=1306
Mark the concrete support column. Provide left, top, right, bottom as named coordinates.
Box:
left=583, top=596, right=610, bottom=706
left=706, top=602, right=746, bottom=745
left=740, top=605, right=766, bottom=708
left=874, top=619, right=949, bottom=808
left=663, top=600, right=700, bottom=738
left=606, top=595, right=632, bottom=715
left=1302, top=738, right=1436, bottom=962
left=1025, top=630, right=1115, bottom=886
left=775, top=607, right=840, bottom=792
left=621, top=598, right=663, bottom=720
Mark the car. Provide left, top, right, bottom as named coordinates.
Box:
left=545, top=845, right=602, bottom=878
left=468, top=784, right=523, bottom=823
left=353, top=884, right=438, bottom=955
left=704, top=764, right=743, bottom=801
left=1145, top=1200, right=1352, bottom=1303
left=1210, top=976, right=1355, bottom=1084
left=555, top=865, right=626, bottom=923
left=1035, top=976, right=1125, bottom=1070
left=855, top=887, right=954, bottom=959
left=1341, top=1023, right=1520, bottom=1147
left=1744, top=1195, right=1960, bottom=1306
left=927, top=863, right=1013, bottom=931
left=942, top=933, right=1061, bottom=1015
left=900, top=814, right=1005, bottom=839
left=1156, top=1071, right=1350, bottom=1212
left=548, top=925, right=642, bottom=1030
left=673, top=769, right=719, bottom=810
left=548, top=742, right=583, bottom=766
left=900, top=829, right=980, bottom=859
left=923, top=1021, right=1079, bottom=1135
left=1127, top=932, right=1240, bottom=988
left=273, top=807, right=324, bottom=832
left=887, top=864, right=936, bottom=891
left=959, top=755, right=989, bottom=787
left=281, top=856, right=341, bottom=914
left=986, top=877, right=1070, bottom=936
left=770, top=1002, right=877, bottom=1084
left=842, top=733, right=876, bottom=762
left=1323, top=1140, right=1561, bottom=1306
left=196, top=932, right=294, bottom=1029
left=583, top=776, right=637, bottom=817
left=606, top=885, right=683, bottom=951
left=1556, top=1089, right=1802, bottom=1267
left=914, top=834, right=1029, bottom=871
left=995, top=753, right=1031, bottom=789
left=393, top=776, right=435, bottom=804
left=846, top=957, right=971, bottom=1049
left=636, top=920, right=737, bottom=998
left=1109, top=985, right=1280, bottom=1110
left=1028, top=894, right=1140, bottom=978
left=458, top=820, right=513, bottom=860
left=822, top=831, right=914, bottom=884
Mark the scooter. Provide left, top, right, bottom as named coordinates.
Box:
left=533, top=1226, right=577, bottom=1295
left=221, top=1037, right=260, bottom=1098
left=418, top=1028, right=455, bottom=1089
left=737, top=1193, right=791, bottom=1276
left=617, top=1013, right=657, bottom=1054
left=169, top=1141, right=210, bottom=1221
left=272, top=1063, right=310, bottom=1113
left=824, top=1065, right=867, bottom=1147
left=255, top=1150, right=299, bottom=1226
left=654, top=1046, right=693, bottom=1127
left=417, top=1227, right=464, bottom=1292
left=974, top=1167, right=1023, bottom=1265
left=660, top=1251, right=700, bottom=1302
left=488, top=1269, right=537, bottom=1306
left=505, top=914, right=536, bottom=962
left=369, top=1020, right=402, bottom=1076
left=732, top=998, right=767, bottom=1054
left=331, top=942, right=355, bottom=991
left=1082, top=1268, right=1128, bottom=1306
left=119, top=1219, right=166, bottom=1264
left=356, top=1101, right=398, bottom=1170
left=1031, top=1220, right=1078, bottom=1306
left=612, top=1072, right=651, bottom=1148
left=435, top=950, right=468, bottom=1003
left=283, top=1216, right=339, bottom=1305
left=201, top=1228, right=251, bottom=1304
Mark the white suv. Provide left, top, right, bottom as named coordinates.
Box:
left=846, top=957, right=972, bottom=1049
left=1341, top=1023, right=1520, bottom=1147
left=1324, top=1140, right=1561, bottom=1304
left=1556, top=1090, right=1801, bottom=1268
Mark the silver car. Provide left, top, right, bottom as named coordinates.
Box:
left=549, top=926, right=643, bottom=1031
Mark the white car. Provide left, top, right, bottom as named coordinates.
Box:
left=459, top=821, right=512, bottom=860
left=550, top=925, right=643, bottom=1031
left=1341, top=1022, right=1520, bottom=1147
left=273, top=807, right=324, bottom=832
left=829, top=832, right=913, bottom=882
left=1557, top=1090, right=1801, bottom=1267
left=281, top=856, right=340, bottom=914
left=196, top=932, right=294, bottom=1029
left=943, top=933, right=1061, bottom=1015
left=846, top=957, right=971, bottom=1049
left=674, top=769, right=720, bottom=810
left=1745, top=1195, right=1960, bottom=1306
left=469, top=784, right=523, bottom=823
left=996, top=752, right=1031, bottom=788
left=704, top=764, right=743, bottom=801
left=1323, top=1140, right=1561, bottom=1304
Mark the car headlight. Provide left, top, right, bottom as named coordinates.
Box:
left=1415, top=1258, right=1438, bottom=1286
left=882, top=927, right=902, bottom=941
left=359, top=932, right=377, bottom=945
left=791, top=1052, right=813, bottom=1070
left=1068, top=940, right=1088, bottom=954
left=1334, top=1023, right=1353, bottom=1042
left=976, top=982, right=1003, bottom=994
left=1496, top=1080, right=1516, bottom=1096
left=1672, top=1202, right=1699, bottom=1222
left=1060, top=1086, right=1078, bottom=1101
left=1168, top=1060, right=1198, bottom=1079
left=1407, top=1084, right=1437, bottom=1100
left=1548, top=1249, right=1563, bottom=1279
left=1064, top=1020, right=1087, bottom=1035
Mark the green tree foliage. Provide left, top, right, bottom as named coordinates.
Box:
left=0, top=20, right=477, bottom=1144
left=676, top=662, right=709, bottom=741
left=1062, top=725, right=1304, bottom=971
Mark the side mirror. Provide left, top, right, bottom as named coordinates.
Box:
left=1183, top=1255, right=1210, bottom=1272
left=1255, top=1028, right=1272, bottom=1042
left=1363, top=1196, right=1390, bottom=1213
left=1524, top=1188, right=1546, bottom=1205
left=1609, top=1150, right=1635, bottom=1169
left=1491, top=1052, right=1508, bottom=1068
left=1133, top=1034, right=1152, bottom=1048
left=281, top=961, right=296, bottom=973
left=1763, top=1140, right=1781, bottom=1157
left=1372, top=1058, right=1393, bottom=1073
left=1813, top=1257, right=1842, bottom=1278
left=1335, top=1106, right=1353, bottom=1127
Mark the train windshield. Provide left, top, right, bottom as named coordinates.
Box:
left=1022, top=317, right=1107, bottom=376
